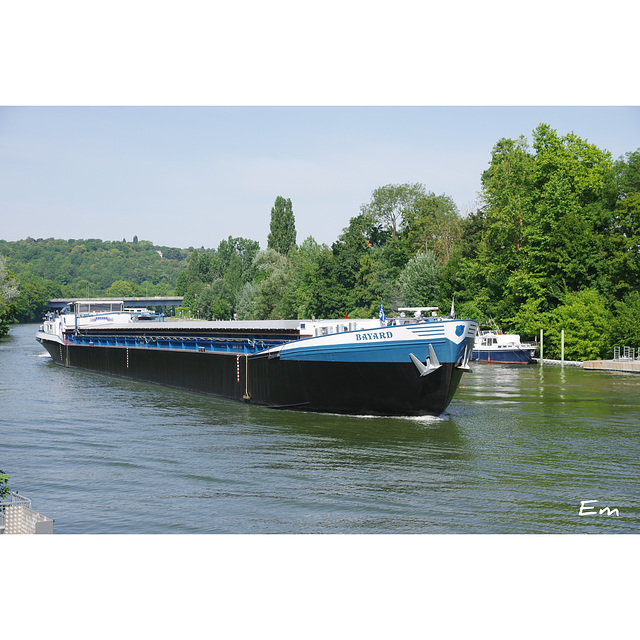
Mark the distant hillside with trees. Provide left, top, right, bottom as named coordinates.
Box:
left=2, top=123, right=639, bottom=359
left=0, top=237, right=190, bottom=324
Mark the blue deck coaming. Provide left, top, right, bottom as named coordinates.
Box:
left=279, top=336, right=473, bottom=364
left=64, top=332, right=291, bottom=355
left=61, top=327, right=475, bottom=364
left=38, top=336, right=465, bottom=416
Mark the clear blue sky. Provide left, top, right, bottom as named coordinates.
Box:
left=2, top=106, right=639, bottom=250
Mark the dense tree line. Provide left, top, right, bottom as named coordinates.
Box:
left=2, top=124, right=639, bottom=360
left=445, top=126, right=640, bottom=359
left=176, top=187, right=461, bottom=322
left=177, top=129, right=640, bottom=360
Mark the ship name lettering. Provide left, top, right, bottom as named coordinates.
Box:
left=355, top=331, right=393, bottom=341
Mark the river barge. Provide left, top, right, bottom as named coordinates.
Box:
left=36, top=301, right=478, bottom=416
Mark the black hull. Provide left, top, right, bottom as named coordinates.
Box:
left=39, top=339, right=463, bottom=416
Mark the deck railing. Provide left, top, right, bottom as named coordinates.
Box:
left=614, top=346, right=639, bottom=361
left=0, top=492, right=32, bottom=532
left=0, top=492, right=53, bottom=534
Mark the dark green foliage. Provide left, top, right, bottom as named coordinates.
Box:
left=0, top=312, right=10, bottom=337
left=401, top=192, right=462, bottom=264
left=398, top=251, right=440, bottom=307
left=0, top=470, right=10, bottom=500
left=615, top=149, right=640, bottom=198
left=442, top=127, right=639, bottom=360
left=175, top=236, right=260, bottom=320
left=542, top=290, right=612, bottom=360
left=12, top=277, right=63, bottom=324
left=609, top=291, right=640, bottom=351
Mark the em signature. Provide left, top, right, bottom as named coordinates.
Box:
left=579, top=500, right=620, bottom=517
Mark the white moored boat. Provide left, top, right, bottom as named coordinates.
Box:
left=471, top=329, right=537, bottom=364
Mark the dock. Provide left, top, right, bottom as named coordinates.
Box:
left=531, top=356, right=640, bottom=374
left=583, top=359, right=640, bottom=373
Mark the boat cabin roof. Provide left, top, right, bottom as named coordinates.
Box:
left=72, top=300, right=124, bottom=314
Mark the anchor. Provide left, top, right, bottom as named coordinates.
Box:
left=456, top=345, right=472, bottom=372
left=409, top=343, right=442, bottom=377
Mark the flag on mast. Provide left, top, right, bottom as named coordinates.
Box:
left=378, top=299, right=386, bottom=322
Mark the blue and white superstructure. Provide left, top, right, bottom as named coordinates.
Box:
left=37, top=301, right=478, bottom=416
left=276, top=315, right=475, bottom=365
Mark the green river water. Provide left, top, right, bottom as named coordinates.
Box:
left=1, top=323, right=638, bottom=534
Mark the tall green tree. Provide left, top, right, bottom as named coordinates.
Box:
left=397, top=251, right=440, bottom=307
left=278, top=237, right=326, bottom=319
left=12, top=277, right=63, bottom=323
left=361, top=183, right=427, bottom=238
left=267, top=196, right=297, bottom=255
left=609, top=291, right=640, bottom=351
left=458, top=124, right=618, bottom=326
left=401, top=192, right=462, bottom=264
left=544, top=289, right=612, bottom=360
left=528, top=125, right=616, bottom=305
left=175, top=237, right=260, bottom=318
left=247, top=249, right=293, bottom=319
left=614, top=149, right=640, bottom=198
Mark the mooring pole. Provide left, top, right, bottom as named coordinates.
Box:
left=540, top=328, right=544, bottom=364
left=561, top=329, right=565, bottom=366
left=243, top=354, right=251, bottom=400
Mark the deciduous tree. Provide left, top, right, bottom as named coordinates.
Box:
left=397, top=251, right=440, bottom=307
left=361, top=183, right=427, bottom=238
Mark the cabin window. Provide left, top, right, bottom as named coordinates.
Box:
left=75, top=301, right=124, bottom=314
